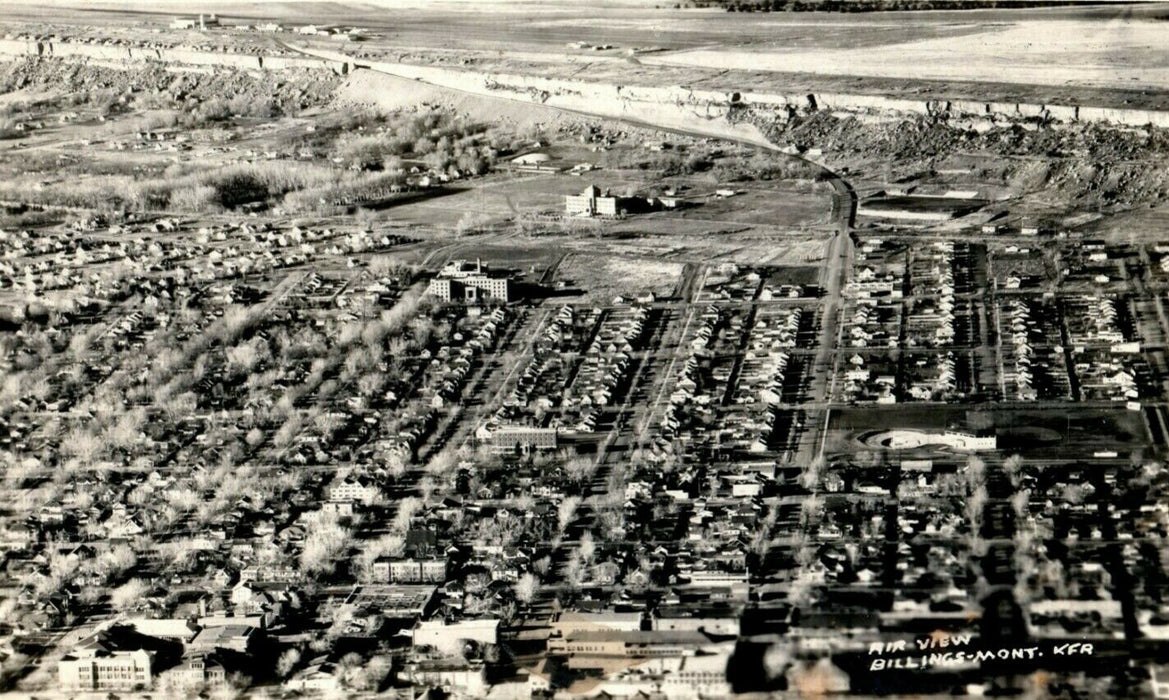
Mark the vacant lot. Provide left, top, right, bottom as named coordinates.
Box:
left=671, top=182, right=832, bottom=230
left=557, top=253, right=684, bottom=301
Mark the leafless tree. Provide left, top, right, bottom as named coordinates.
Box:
left=514, top=572, right=540, bottom=605
left=393, top=497, right=422, bottom=534
left=96, top=544, right=138, bottom=584
left=798, top=456, right=825, bottom=491
left=578, top=531, right=597, bottom=566
left=1010, top=489, right=1030, bottom=520
left=298, top=510, right=352, bottom=577
left=62, top=428, right=102, bottom=463
left=557, top=496, right=580, bottom=534
left=276, top=648, right=302, bottom=679
left=966, top=485, right=988, bottom=539
left=1003, top=454, right=1024, bottom=489
left=964, top=455, right=987, bottom=493
left=110, top=579, right=150, bottom=612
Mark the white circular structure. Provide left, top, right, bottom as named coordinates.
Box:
left=861, top=429, right=995, bottom=452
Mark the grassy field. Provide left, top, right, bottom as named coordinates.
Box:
left=648, top=18, right=1169, bottom=92
left=556, top=253, right=684, bottom=301
left=383, top=166, right=832, bottom=232
left=12, top=1, right=1162, bottom=53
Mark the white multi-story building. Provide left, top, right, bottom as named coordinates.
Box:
left=59, top=638, right=153, bottom=691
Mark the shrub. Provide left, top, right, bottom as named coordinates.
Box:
left=168, top=184, right=219, bottom=212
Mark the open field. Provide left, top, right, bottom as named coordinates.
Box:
left=556, top=253, right=685, bottom=301
left=648, top=17, right=1169, bottom=92
left=6, top=2, right=1169, bottom=103
left=388, top=177, right=832, bottom=231
left=8, top=1, right=1164, bottom=52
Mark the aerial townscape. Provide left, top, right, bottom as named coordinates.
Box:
left=1, top=0, right=1169, bottom=697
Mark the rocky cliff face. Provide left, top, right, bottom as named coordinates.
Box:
left=0, top=39, right=348, bottom=75
left=4, top=38, right=1169, bottom=133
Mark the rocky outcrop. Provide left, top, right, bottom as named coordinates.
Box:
left=3, top=38, right=1169, bottom=130
left=0, top=39, right=347, bottom=75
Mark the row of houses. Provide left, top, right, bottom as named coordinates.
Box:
left=1, top=219, right=406, bottom=302
left=565, top=305, right=649, bottom=413
left=905, top=241, right=959, bottom=348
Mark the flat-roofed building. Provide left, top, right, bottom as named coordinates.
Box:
left=484, top=425, right=558, bottom=453
left=340, top=584, right=438, bottom=623
left=566, top=185, right=621, bottom=217
left=372, top=558, right=448, bottom=584
left=400, top=659, right=487, bottom=697
left=858, top=194, right=984, bottom=222
left=189, top=625, right=256, bottom=654
left=553, top=611, right=643, bottom=637
left=547, top=629, right=713, bottom=659
left=125, top=618, right=201, bottom=643
left=58, top=636, right=154, bottom=692
left=413, top=619, right=500, bottom=652
left=652, top=607, right=741, bottom=636
left=427, top=260, right=513, bottom=303
left=170, top=13, right=219, bottom=30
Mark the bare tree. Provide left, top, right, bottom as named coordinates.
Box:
left=276, top=648, right=302, bottom=679
left=355, top=534, right=406, bottom=581
left=95, top=544, right=138, bottom=584
left=557, top=496, right=580, bottom=535
left=345, top=655, right=390, bottom=692
left=964, top=455, right=987, bottom=493
left=564, top=555, right=585, bottom=589
left=61, top=428, right=102, bottom=463
left=299, top=512, right=351, bottom=577
left=1010, top=489, right=1030, bottom=520
left=799, top=494, right=824, bottom=529
left=1003, top=454, right=1024, bottom=489
left=393, top=497, right=422, bottom=534
left=798, top=456, right=824, bottom=491
left=110, top=579, right=150, bottom=612
left=578, top=531, right=596, bottom=566
left=514, top=572, right=540, bottom=605
left=1061, top=482, right=1086, bottom=505
left=966, top=485, right=988, bottom=538
left=563, top=456, right=597, bottom=486
left=104, top=408, right=146, bottom=450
